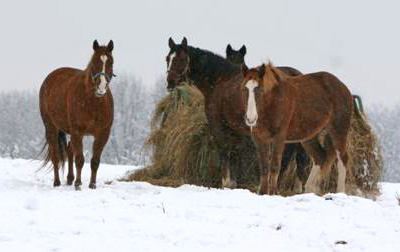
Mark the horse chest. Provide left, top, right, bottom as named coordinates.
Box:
left=69, top=100, right=112, bottom=133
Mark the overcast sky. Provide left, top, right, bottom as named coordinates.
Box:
left=1, top=0, right=399, bottom=106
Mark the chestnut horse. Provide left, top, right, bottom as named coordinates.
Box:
left=39, top=40, right=114, bottom=190
left=240, top=63, right=353, bottom=194
left=226, top=44, right=309, bottom=191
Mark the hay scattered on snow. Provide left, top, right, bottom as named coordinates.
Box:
left=124, top=84, right=383, bottom=197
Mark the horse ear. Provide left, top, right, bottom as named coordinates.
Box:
left=258, top=64, right=266, bottom=79
left=107, top=40, right=114, bottom=52
left=241, top=63, right=249, bottom=77
left=181, top=37, right=188, bottom=50
left=239, top=45, right=247, bottom=56
left=226, top=44, right=233, bottom=55
left=93, top=40, right=100, bottom=51
left=169, top=37, right=176, bottom=49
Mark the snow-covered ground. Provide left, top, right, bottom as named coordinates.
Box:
left=0, top=158, right=399, bottom=252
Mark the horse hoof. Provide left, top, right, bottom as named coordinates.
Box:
left=268, top=188, right=278, bottom=195
left=53, top=181, right=61, bottom=187
left=89, top=183, right=96, bottom=189
left=257, top=186, right=268, bottom=195
left=293, top=177, right=303, bottom=194
left=74, top=181, right=82, bottom=191
left=305, top=184, right=320, bottom=194
left=257, top=190, right=267, bottom=195
left=67, top=177, right=75, bottom=186
left=221, top=178, right=237, bottom=189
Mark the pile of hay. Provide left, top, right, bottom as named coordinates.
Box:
left=125, top=84, right=383, bottom=197
left=128, top=85, right=223, bottom=188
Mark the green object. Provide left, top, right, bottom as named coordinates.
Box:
left=177, top=86, right=190, bottom=104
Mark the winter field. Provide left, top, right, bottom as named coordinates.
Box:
left=0, top=158, right=399, bottom=252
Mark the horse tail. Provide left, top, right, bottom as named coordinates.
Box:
left=38, top=130, right=68, bottom=171
left=57, top=131, right=68, bottom=169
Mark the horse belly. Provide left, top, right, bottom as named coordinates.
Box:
left=286, top=111, right=331, bottom=142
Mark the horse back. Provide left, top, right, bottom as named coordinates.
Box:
left=286, top=72, right=353, bottom=141
left=40, top=67, right=83, bottom=103
left=277, top=66, right=302, bottom=76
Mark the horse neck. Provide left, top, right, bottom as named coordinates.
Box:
left=82, top=63, right=96, bottom=96
left=187, top=47, right=240, bottom=99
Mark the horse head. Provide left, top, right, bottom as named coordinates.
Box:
left=89, top=40, right=115, bottom=97
left=166, top=37, right=190, bottom=91
left=226, top=44, right=246, bottom=65
left=240, top=62, right=283, bottom=128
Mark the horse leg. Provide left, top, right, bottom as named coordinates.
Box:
left=330, top=131, right=351, bottom=193
left=220, top=149, right=237, bottom=189
left=66, top=141, right=74, bottom=185
left=224, top=135, right=245, bottom=189
left=318, top=135, right=338, bottom=190
left=89, top=131, right=110, bottom=189
left=71, top=134, right=84, bottom=190
left=336, top=151, right=349, bottom=193
left=268, top=136, right=286, bottom=195
left=301, top=136, right=326, bottom=194
left=279, top=144, right=296, bottom=184
left=251, top=135, right=270, bottom=195
left=294, top=145, right=309, bottom=193
left=215, top=128, right=237, bottom=189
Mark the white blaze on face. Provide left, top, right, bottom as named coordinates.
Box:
left=167, top=52, right=176, bottom=71
left=245, top=80, right=259, bottom=128
left=98, top=54, right=108, bottom=95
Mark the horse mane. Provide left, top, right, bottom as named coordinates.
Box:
left=187, top=46, right=240, bottom=84
left=262, top=61, right=285, bottom=92
left=85, top=54, right=94, bottom=71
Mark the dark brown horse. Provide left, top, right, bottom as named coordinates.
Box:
left=39, top=40, right=114, bottom=190
left=226, top=44, right=309, bottom=191
left=167, top=37, right=269, bottom=190
left=240, top=63, right=353, bottom=194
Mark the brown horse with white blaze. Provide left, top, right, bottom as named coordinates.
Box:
left=226, top=43, right=309, bottom=193
left=39, top=40, right=114, bottom=190
left=240, top=63, right=353, bottom=194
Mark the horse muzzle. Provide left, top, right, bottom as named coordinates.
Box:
left=95, top=85, right=108, bottom=97
left=245, top=116, right=258, bottom=128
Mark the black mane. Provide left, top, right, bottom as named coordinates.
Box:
left=187, top=46, right=240, bottom=86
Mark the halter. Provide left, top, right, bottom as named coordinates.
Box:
left=90, top=72, right=117, bottom=83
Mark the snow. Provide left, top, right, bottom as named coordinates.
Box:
left=0, top=158, right=399, bottom=252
